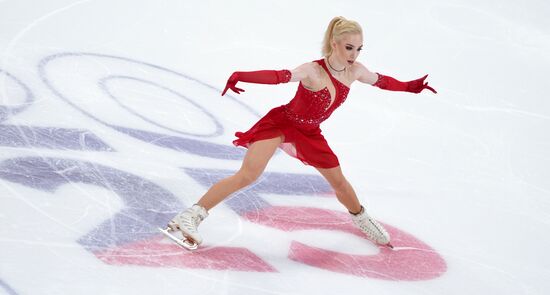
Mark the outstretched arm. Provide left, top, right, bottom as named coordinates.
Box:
left=221, top=62, right=315, bottom=96
left=221, top=69, right=292, bottom=96
left=356, top=62, right=437, bottom=94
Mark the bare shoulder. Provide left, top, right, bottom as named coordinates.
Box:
left=349, top=61, right=369, bottom=79
left=289, top=61, right=320, bottom=82
left=351, top=61, right=378, bottom=85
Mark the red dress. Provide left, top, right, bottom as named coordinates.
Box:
left=233, top=58, right=350, bottom=168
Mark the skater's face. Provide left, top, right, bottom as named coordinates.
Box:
left=331, top=33, right=363, bottom=67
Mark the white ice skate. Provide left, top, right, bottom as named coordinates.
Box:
left=351, top=206, right=393, bottom=248
left=159, top=204, right=208, bottom=250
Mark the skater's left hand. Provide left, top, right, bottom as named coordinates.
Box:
left=407, top=74, right=437, bottom=94
left=221, top=72, right=245, bottom=96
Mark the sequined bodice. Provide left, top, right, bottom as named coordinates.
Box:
left=283, top=59, right=350, bottom=127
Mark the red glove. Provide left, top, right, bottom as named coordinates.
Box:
left=374, top=73, right=437, bottom=94
left=221, top=70, right=292, bottom=96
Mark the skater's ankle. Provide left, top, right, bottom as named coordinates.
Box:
left=194, top=203, right=209, bottom=212
left=349, top=205, right=364, bottom=216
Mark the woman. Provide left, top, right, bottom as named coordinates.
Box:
left=164, top=16, right=436, bottom=249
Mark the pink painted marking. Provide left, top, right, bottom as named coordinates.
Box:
left=94, top=236, right=277, bottom=272
left=243, top=206, right=447, bottom=280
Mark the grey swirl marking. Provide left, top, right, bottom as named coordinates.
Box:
left=0, top=279, right=19, bottom=295
left=0, top=125, right=113, bottom=151
left=0, top=157, right=184, bottom=251
left=0, top=69, right=34, bottom=122
left=37, top=52, right=259, bottom=159
left=98, top=75, right=223, bottom=137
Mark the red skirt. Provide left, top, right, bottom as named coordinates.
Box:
left=233, top=105, right=339, bottom=168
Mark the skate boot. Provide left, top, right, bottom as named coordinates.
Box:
left=169, top=204, right=209, bottom=244
left=350, top=205, right=392, bottom=248
left=159, top=204, right=208, bottom=250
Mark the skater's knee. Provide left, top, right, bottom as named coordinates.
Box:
left=317, top=167, right=348, bottom=192
left=331, top=177, right=348, bottom=192
left=323, top=172, right=347, bottom=192
left=235, top=168, right=262, bottom=187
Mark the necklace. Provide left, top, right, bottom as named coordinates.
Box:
left=327, top=57, right=346, bottom=73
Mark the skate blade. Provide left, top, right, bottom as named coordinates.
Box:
left=158, top=227, right=199, bottom=250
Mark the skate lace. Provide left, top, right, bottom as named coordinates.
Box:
left=356, top=216, right=387, bottom=241
left=180, top=213, right=203, bottom=232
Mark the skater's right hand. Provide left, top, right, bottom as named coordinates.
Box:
left=221, top=70, right=291, bottom=96
left=221, top=72, right=245, bottom=96
left=406, top=74, right=437, bottom=94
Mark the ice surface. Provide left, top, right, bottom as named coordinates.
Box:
left=1, top=0, right=549, bottom=294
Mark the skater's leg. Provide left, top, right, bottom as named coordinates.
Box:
left=316, top=165, right=391, bottom=246
left=166, top=136, right=282, bottom=246
left=196, top=135, right=283, bottom=211
left=315, top=165, right=362, bottom=214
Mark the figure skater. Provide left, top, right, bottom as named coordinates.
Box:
left=163, top=16, right=436, bottom=249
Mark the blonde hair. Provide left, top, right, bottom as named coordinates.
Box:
left=321, top=16, right=363, bottom=57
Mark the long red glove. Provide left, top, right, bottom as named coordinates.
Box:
left=221, top=70, right=292, bottom=96
left=374, top=73, right=437, bottom=94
